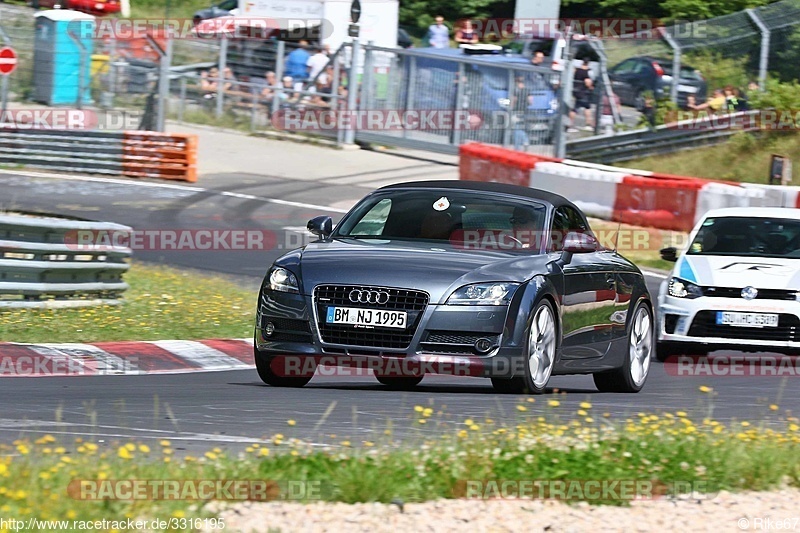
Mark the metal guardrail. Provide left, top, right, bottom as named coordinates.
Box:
left=0, top=129, right=198, bottom=181
left=566, top=110, right=761, bottom=163
left=0, top=214, right=132, bottom=308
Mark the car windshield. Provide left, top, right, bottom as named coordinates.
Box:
left=334, top=190, right=549, bottom=252
left=687, top=216, right=800, bottom=258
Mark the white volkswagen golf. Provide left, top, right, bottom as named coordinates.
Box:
left=656, top=207, right=800, bottom=360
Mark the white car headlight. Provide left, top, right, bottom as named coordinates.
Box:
left=447, top=283, right=519, bottom=305
left=667, top=277, right=702, bottom=299
left=269, top=267, right=299, bottom=293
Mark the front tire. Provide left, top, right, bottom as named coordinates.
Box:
left=521, top=299, right=558, bottom=395
left=254, top=347, right=314, bottom=387
left=593, top=301, right=653, bottom=393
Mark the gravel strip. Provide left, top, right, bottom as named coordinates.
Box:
left=206, top=489, right=800, bottom=532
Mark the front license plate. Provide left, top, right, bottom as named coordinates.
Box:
left=716, top=311, right=779, bottom=327
left=326, top=307, right=407, bottom=329
left=678, top=84, right=698, bottom=93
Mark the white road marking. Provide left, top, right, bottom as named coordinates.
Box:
left=0, top=168, right=349, bottom=213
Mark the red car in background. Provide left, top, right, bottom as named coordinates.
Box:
left=32, top=0, right=121, bottom=16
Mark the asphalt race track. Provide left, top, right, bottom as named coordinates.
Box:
left=1, top=169, right=795, bottom=452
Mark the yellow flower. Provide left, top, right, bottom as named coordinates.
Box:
left=698, top=386, right=712, bottom=393
left=789, top=424, right=799, bottom=432
left=204, top=452, right=218, bottom=460
left=159, top=440, right=171, bottom=447
left=548, top=400, right=560, bottom=407
left=457, top=430, right=468, bottom=438
left=85, top=443, right=98, bottom=452
left=741, top=421, right=751, bottom=427
left=138, top=445, right=151, bottom=453
left=769, top=404, right=779, bottom=411
left=579, top=402, right=592, bottom=409
left=422, top=408, right=433, bottom=417
left=173, top=510, right=185, bottom=518
left=470, top=424, right=480, bottom=431
left=117, top=447, right=132, bottom=460
left=163, top=457, right=171, bottom=463
left=287, top=419, right=296, bottom=426
left=676, top=411, right=687, bottom=417
left=258, top=448, right=269, bottom=457
left=418, top=419, right=427, bottom=424
left=516, top=405, right=527, bottom=412
left=39, top=471, right=50, bottom=480
left=54, top=447, right=66, bottom=454
left=364, top=441, right=374, bottom=447
left=60, top=456, right=72, bottom=464
left=341, top=441, right=351, bottom=447
left=526, top=398, right=535, bottom=403
left=124, top=443, right=136, bottom=451
left=16, top=445, right=29, bottom=455
left=585, top=417, right=594, bottom=423
left=464, top=419, right=474, bottom=426
left=577, top=409, right=587, bottom=416
left=414, top=406, right=424, bottom=413
left=66, top=510, right=76, bottom=519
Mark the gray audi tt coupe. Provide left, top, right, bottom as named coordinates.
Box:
left=254, top=180, right=654, bottom=394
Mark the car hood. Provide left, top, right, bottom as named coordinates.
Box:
left=297, top=239, right=553, bottom=303
left=673, top=254, right=800, bottom=290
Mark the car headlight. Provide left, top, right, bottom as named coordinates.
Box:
left=667, top=277, right=702, bottom=299
left=447, top=283, right=519, bottom=305
left=269, top=267, right=299, bottom=293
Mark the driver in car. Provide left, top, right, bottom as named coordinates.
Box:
left=510, top=206, right=542, bottom=249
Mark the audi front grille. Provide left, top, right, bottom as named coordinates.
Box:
left=313, top=285, right=429, bottom=349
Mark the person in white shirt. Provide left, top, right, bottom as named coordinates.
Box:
left=306, top=46, right=329, bottom=81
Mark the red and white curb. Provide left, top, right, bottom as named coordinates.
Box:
left=0, top=338, right=255, bottom=377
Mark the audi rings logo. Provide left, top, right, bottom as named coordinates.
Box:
left=349, top=289, right=390, bottom=305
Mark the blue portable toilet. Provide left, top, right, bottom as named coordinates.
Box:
left=33, top=10, right=95, bottom=105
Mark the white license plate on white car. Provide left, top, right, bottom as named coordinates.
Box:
left=716, top=311, right=779, bottom=327
left=326, top=307, right=407, bottom=329
left=678, top=84, right=698, bottom=93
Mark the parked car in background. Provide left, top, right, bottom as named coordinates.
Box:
left=608, top=56, right=707, bottom=110
left=193, top=0, right=238, bottom=24
left=397, top=27, right=413, bottom=49
left=656, top=207, right=800, bottom=360
left=32, top=0, right=120, bottom=15
left=507, top=31, right=600, bottom=78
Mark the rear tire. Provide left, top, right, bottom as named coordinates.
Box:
left=593, top=302, right=653, bottom=393
left=375, top=375, right=423, bottom=390
left=254, top=347, right=314, bottom=387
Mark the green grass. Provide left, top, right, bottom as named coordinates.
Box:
left=3, top=401, right=800, bottom=527
left=0, top=262, right=257, bottom=343
left=623, top=131, right=800, bottom=184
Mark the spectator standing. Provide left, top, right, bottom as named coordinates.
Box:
left=427, top=16, right=450, bottom=48
left=642, top=93, right=656, bottom=128
left=569, top=60, right=593, bottom=131
left=455, top=20, right=479, bottom=45
left=285, top=41, right=311, bottom=86
left=307, top=46, right=329, bottom=82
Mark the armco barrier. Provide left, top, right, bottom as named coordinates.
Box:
left=459, top=142, right=800, bottom=232
left=0, top=129, right=197, bottom=182
left=0, top=214, right=132, bottom=308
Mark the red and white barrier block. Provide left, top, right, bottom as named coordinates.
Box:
left=0, top=339, right=254, bottom=377
left=459, top=143, right=800, bottom=232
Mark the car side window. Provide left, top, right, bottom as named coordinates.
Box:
left=612, top=59, right=635, bottom=74
left=551, top=208, right=571, bottom=251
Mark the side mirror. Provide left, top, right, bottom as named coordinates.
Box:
left=307, top=215, right=333, bottom=238
left=563, top=232, right=598, bottom=253
left=560, top=232, right=597, bottom=263
left=659, top=246, right=678, bottom=262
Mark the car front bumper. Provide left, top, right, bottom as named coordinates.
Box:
left=657, top=292, right=800, bottom=352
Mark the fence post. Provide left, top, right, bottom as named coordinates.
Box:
left=67, top=30, right=88, bottom=110
left=343, top=37, right=360, bottom=145
left=250, top=83, right=258, bottom=132
left=157, top=37, right=172, bottom=132
left=216, top=35, right=228, bottom=119
left=503, top=68, right=515, bottom=147
left=553, top=58, right=572, bottom=159
left=403, top=55, right=416, bottom=139
left=0, top=27, right=9, bottom=115
left=178, top=75, right=187, bottom=123
left=332, top=45, right=343, bottom=146
left=271, top=40, right=285, bottom=120
left=660, top=27, right=681, bottom=104
left=746, top=8, right=770, bottom=90
left=361, top=42, right=375, bottom=111
left=450, top=61, right=466, bottom=147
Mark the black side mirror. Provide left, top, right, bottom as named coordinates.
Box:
left=307, top=215, right=333, bottom=238
left=659, top=246, right=678, bottom=262
left=560, top=232, right=597, bottom=263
